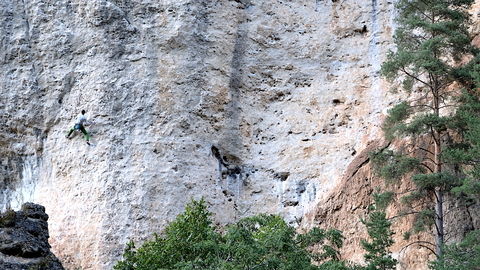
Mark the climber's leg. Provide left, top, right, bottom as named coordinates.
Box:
left=66, top=126, right=75, bottom=138
left=79, top=126, right=89, bottom=141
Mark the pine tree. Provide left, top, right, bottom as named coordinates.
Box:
left=372, top=0, right=477, bottom=258
left=361, top=209, right=397, bottom=270
left=360, top=194, right=397, bottom=270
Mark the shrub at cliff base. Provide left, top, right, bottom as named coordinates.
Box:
left=114, top=198, right=349, bottom=270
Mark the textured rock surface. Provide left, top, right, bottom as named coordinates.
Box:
left=306, top=140, right=435, bottom=269
left=2, top=0, right=478, bottom=269
left=308, top=140, right=480, bottom=270
left=0, top=203, right=64, bottom=270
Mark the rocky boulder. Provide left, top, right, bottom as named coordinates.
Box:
left=0, top=203, right=64, bottom=270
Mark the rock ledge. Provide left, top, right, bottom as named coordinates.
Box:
left=0, top=203, right=64, bottom=270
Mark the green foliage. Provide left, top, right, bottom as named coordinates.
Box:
left=161, top=197, right=219, bottom=268
left=382, top=102, right=413, bottom=141
left=372, top=190, right=395, bottom=211
left=114, top=240, right=137, bottom=270
left=432, top=87, right=480, bottom=270
left=383, top=102, right=452, bottom=141
left=445, top=92, right=480, bottom=198
left=360, top=210, right=397, bottom=270
left=381, top=0, right=474, bottom=87
left=225, top=214, right=346, bottom=270
left=411, top=172, right=457, bottom=190
left=114, top=198, right=349, bottom=270
left=227, top=214, right=309, bottom=269
left=405, top=114, right=449, bottom=136
left=114, top=198, right=220, bottom=270
left=412, top=209, right=436, bottom=234
left=403, top=231, right=412, bottom=241
left=369, top=149, right=423, bottom=185
left=429, top=230, right=480, bottom=270
left=401, top=190, right=428, bottom=208
left=296, top=227, right=344, bottom=262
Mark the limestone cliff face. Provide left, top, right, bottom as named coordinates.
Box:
left=0, top=0, right=444, bottom=269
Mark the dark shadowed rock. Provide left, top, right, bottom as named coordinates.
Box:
left=0, top=203, right=64, bottom=270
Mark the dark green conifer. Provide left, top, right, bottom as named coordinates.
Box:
left=361, top=208, right=397, bottom=270
left=373, top=0, right=477, bottom=259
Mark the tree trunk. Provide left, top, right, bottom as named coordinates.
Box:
left=434, top=186, right=444, bottom=257
left=433, top=93, right=444, bottom=257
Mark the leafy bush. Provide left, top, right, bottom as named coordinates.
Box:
left=114, top=198, right=349, bottom=270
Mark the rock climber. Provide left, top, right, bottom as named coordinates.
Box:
left=66, top=110, right=91, bottom=145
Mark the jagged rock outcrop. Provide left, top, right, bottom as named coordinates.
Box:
left=0, top=203, right=64, bottom=270
left=1, top=0, right=479, bottom=269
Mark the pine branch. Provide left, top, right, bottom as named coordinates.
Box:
left=418, top=244, right=436, bottom=255
left=403, top=1, right=433, bottom=22
left=399, top=241, right=436, bottom=256
left=417, top=147, right=435, bottom=156
left=395, top=189, right=419, bottom=196
left=420, top=163, right=435, bottom=173
left=421, top=156, right=437, bottom=166
left=387, top=211, right=419, bottom=221
left=401, top=67, right=432, bottom=88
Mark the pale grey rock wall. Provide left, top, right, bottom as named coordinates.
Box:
left=1, top=0, right=398, bottom=269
